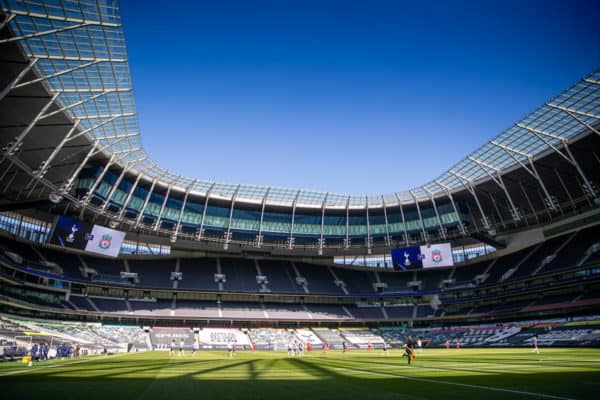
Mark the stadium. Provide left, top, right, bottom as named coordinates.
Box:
left=0, top=0, right=599, bottom=399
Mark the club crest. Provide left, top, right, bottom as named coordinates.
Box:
left=99, top=234, right=112, bottom=250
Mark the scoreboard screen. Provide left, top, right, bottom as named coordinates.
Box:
left=391, top=243, right=453, bottom=270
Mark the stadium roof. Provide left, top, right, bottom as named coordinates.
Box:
left=1, top=0, right=599, bottom=209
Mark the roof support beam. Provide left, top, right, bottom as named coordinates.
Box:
left=546, top=103, right=600, bottom=120
left=381, top=195, right=391, bottom=247
left=65, top=115, right=128, bottom=142
left=198, top=183, right=216, bottom=239
left=394, top=193, right=409, bottom=246
left=0, top=57, right=38, bottom=102
left=489, top=193, right=507, bottom=228
left=562, top=142, right=598, bottom=198
left=467, top=157, right=521, bottom=221
left=153, top=184, right=173, bottom=231
left=0, top=150, right=80, bottom=207
left=519, top=181, right=538, bottom=225
left=13, top=60, right=107, bottom=90
left=520, top=121, right=596, bottom=198
left=344, top=196, right=350, bottom=249
left=288, top=190, right=301, bottom=250
left=53, top=88, right=125, bottom=93
left=516, top=122, right=565, bottom=141
left=174, top=181, right=196, bottom=241
left=0, top=22, right=92, bottom=44
left=1, top=92, right=59, bottom=161
left=0, top=9, right=121, bottom=27
left=256, top=187, right=270, bottom=248
left=224, top=184, right=241, bottom=249
left=365, top=197, right=372, bottom=254
left=118, top=173, right=143, bottom=219
left=554, top=168, right=576, bottom=211
left=544, top=103, right=600, bottom=135
left=0, top=160, right=16, bottom=183
left=409, top=190, right=428, bottom=242
left=33, top=119, right=81, bottom=179
left=516, top=123, right=576, bottom=167
left=74, top=112, right=135, bottom=120
left=100, top=166, right=129, bottom=212
left=105, top=146, right=141, bottom=156
left=449, top=170, right=491, bottom=229
left=318, top=193, right=329, bottom=254
left=27, top=54, right=127, bottom=63
left=435, top=180, right=466, bottom=235
left=82, top=154, right=115, bottom=205
left=135, top=178, right=158, bottom=227
left=423, top=187, right=446, bottom=239
left=0, top=12, right=16, bottom=31
left=90, top=132, right=138, bottom=141
left=59, top=141, right=98, bottom=194
left=490, top=141, right=557, bottom=211
left=554, top=106, right=600, bottom=137
left=40, top=89, right=124, bottom=120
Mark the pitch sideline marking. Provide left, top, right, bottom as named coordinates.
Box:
left=328, top=364, right=575, bottom=400
left=0, top=352, right=134, bottom=377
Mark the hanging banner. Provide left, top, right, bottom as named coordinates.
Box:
left=84, top=225, right=126, bottom=258
left=391, top=243, right=453, bottom=270
left=420, top=243, right=454, bottom=268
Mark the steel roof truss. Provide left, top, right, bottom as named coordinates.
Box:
left=424, top=186, right=446, bottom=239
left=448, top=171, right=491, bottom=229
left=2, top=92, right=59, bottom=161
left=381, top=195, right=391, bottom=247
left=224, top=184, right=241, bottom=248
left=394, top=192, right=409, bottom=245
left=117, top=173, right=142, bottom=220
left=256, top=187, right=270, bottom=247
left=198, top=182, right=216, bottom=239
left=467, top=157, right=521, bottom=221
left=288, top=189, right=301, bottom=249
left=435, top=180, right=466, bottom=235
left=0, top=57, right=38, bottom=102
left=318, top=193, right=329, bottom=253
left=490, top=141, right=557, bottom=211
left=33, top=119, right=80, bottom=178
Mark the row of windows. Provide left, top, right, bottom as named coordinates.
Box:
left=78, top=173, right=465, bottom=237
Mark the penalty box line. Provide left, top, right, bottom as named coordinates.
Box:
left=314, top=360, right=575, bottom=400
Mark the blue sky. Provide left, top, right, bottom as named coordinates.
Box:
left=120, top=0, right=600, bottom=195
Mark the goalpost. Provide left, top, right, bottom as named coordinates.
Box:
left=13, top=335, right=32, bottom=348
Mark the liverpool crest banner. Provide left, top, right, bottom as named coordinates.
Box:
left=84, top=225, right=126, bottom=257
left=420, top=243, right=453, bottom=268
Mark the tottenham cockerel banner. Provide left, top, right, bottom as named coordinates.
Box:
left=84, top=224, right=126, bottom=257
left=391, top=246, right=423, bottom=270
left=51, top=216, right=92, bottom=250
left=391, top=243, right=453, bottom=270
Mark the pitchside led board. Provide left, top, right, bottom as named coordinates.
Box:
left=391, top=243, right=454, bottom=270
left=51, top=216, right=125, bottom=258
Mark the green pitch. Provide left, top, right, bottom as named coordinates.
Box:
left=1, top=348, right=599, bottom=400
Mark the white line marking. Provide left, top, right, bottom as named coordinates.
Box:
left=0, top=352, right=133, bottom=377
left=330, top=365, right=575, bottom=400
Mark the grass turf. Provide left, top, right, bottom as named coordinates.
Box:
left=1, top=348, right=599, bottom=400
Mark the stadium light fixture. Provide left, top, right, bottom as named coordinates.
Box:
left=48, top=192, right=63, bottom=204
